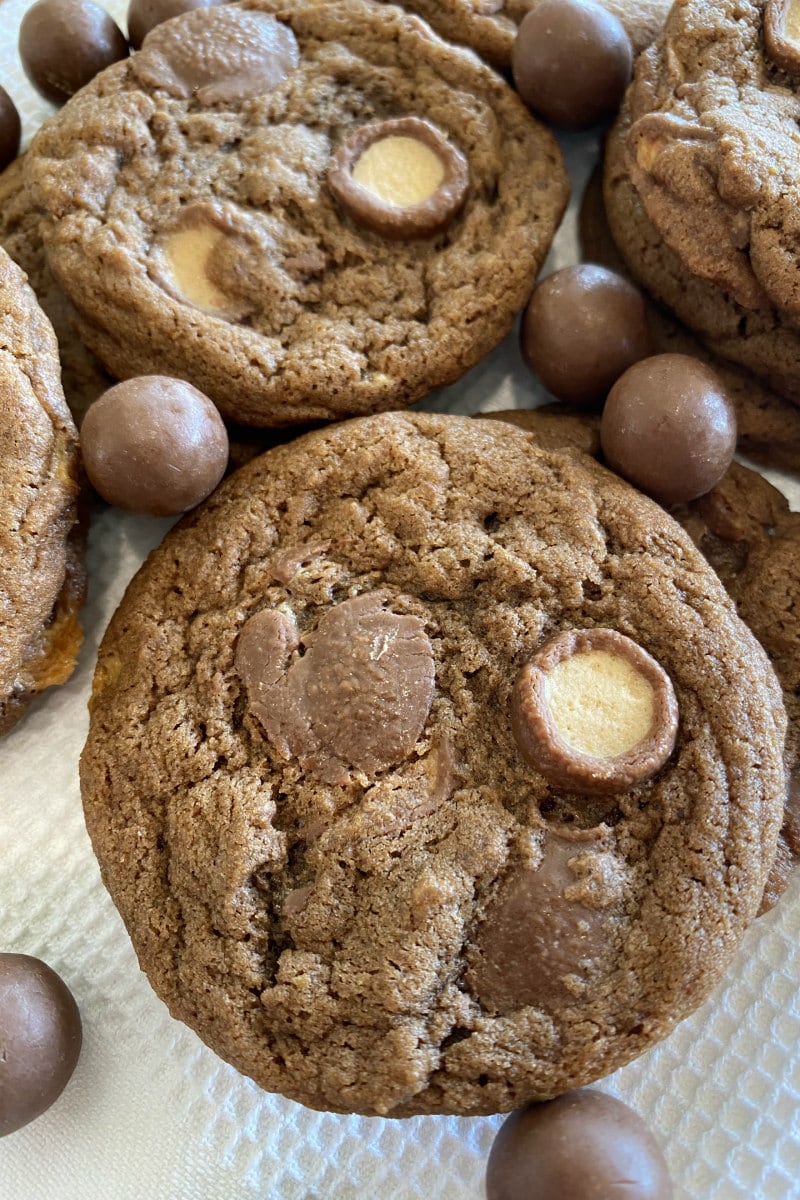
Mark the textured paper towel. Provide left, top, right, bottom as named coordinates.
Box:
left=1, top=2, right=800, bottom=1196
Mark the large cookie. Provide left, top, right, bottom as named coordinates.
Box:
left=25, top=0, right=568, bottom=428
left=608, top=0, right=800, bottom=403
left=376, top=0, right=670, bottom=71
left=80, top=411, right=785, bottom=1117
left=0, top=245, right=84, bottom=735
left=580, top=160, right=800, bottom=473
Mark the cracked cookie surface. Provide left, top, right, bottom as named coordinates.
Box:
left=25, top=0, right=568, bottom=428
left=0, top=245, right=83, bottom=735
left=609, top=0, right=800, bottom=402
left=81, top=411, right=785, bottom=1116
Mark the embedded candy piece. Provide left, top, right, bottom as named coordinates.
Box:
left=150, top=205, right=253, bottom=320
left=18, top=0, right=129, bottom=105
left=467, top=828, right=620, bottom=1013
left=127, top=0, right=225, bottom=50
left=601, top=354, right=737, bottom=505
left=235, top=592, right=435, bottom=784
left=81, top=376, right=229, bottom=515
left=486, top=1090, right=674, bottom=1200
left=511, top=0, right=632, bottom=130
left=511, top=628, right=678, bottom=794
left=0, top=954, right=82, bottom=1137
left=520, top=264, right=651, bottom=407
left=328, top=117, right=469, bottom=240
left=134, top=6, right=299, bottom=104
left=765, top=0, right=800, bottom=77
left=0, top=87, right=21, bottom=172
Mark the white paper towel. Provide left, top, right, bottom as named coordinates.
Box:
left=1, top=2, right=800, bottom=1195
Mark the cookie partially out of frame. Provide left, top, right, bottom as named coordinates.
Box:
left=0, top=246, right=84, bottom=735
left=376, top=0, right=671, bottom=71
left=0, top=156, right=114, bottom=427
left=605, top=102, right=800, bottom=408
left=26, top=0, right=568, bottom=428
left=580, top=160, right=800, bottom=474
left=81, top=411, right=785, bottom=1117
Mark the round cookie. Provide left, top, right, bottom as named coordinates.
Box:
left=373, top=0, right=670, bottom=72
left=25, top=0, right=569, bottom=428
left=0, top=245, right=83, bottom=735
left=580, top=161, right=800, bottom=473
left=80, top=410, right=785, bottom=1117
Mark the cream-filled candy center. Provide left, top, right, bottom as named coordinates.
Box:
left=352, top=136, right=446, bottom=208
left=160, top=222, right=229, bottom=312
left=784, top=0, right=800, bottom=44
left=543, top=649, right=655, bottom=759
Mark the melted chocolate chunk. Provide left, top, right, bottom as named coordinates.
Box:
left=134, top=6, right=299, bottom=105
left=236, top=592, right=435, bottom=784
left=467, top=830, right=621, bottom=1013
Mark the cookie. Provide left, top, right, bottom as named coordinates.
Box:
left=606, top=0, right=800, bottom=404
left=376, top=0, right=671, bottom=72
left=0, top=245, right=84, bottom=735
left=488, top=407, right=800, bottom=912
left=25, top=0, right=568, bottom=428
left=580, top=161, right=800, bottom=473
left=0, top=155, right=114, bottom=427
left=80, top=410, right=785, bottom=1117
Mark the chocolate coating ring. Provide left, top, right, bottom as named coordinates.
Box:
left=511, top=627, right=679, bottom=795
left=328, top=116, right=470, bottom=240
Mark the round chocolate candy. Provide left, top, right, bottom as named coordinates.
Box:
left=511, top=627, right=679, bottom=795
left=486, top=1090, right=673, bottom=1200
left=127, top=0, right=225, bottom=49
left=0, top=86, right=21, bottom=173
left=81, top=376, right=229, bottom=516
left=511, top=0, right=633, bottom=130
left=19, top=0, right=129, bottom=106
left=521, top=264, right=651, bottom=407
left=328, top=116, right=469, bottom=240
left=0, top=954, right=82, bottom=1137
left=600, top=353, right=738, bottom=505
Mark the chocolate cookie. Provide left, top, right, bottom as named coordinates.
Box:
left=0, top=156, right=114, bottom=427
left=25, top=0, right=568, bottom=428
left=81, top=411, right=785, bottom=1117
left=375, top=0, right=670, bottom=72
left=488, top=407, right=800, bottom=912
left=606, top=0, right=800, bottom=404
left=580, top=161, right=800, bottom=474
left=0, top=245, right=84, bottom=735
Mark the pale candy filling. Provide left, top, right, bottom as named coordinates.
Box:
left=351, top=136, right=445, bottom=208
left=543, top=649, right=655, bottom=759
left=160, top=222, right=229, bottom=312
left=785, top=0, right=800, bottom=43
